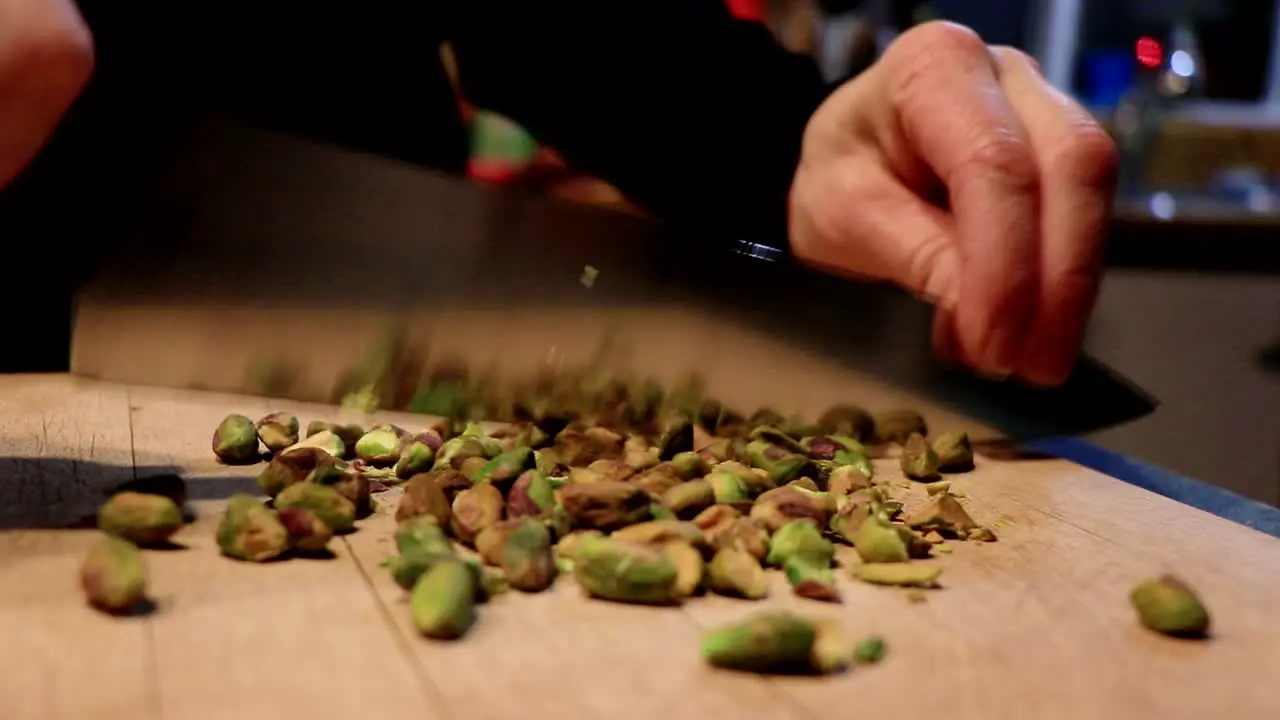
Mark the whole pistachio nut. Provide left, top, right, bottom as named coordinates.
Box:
left=708, top=517, right=771, bottom=561
left=693, top=503, right=740, bottom=532
left=817, top=404, right=874, bottom=441
left=854, top=635, right=886, bottom=664
left=395, top=516, right=453, bottom=557
left=475, top=519, right=525, bottom=567
left=395, top=433, right=441, bottom=479
left=851, top=514, right=910, bottom=564
left=277, top=507, right=334, bottom=553
left=745, top=440, right=809, bottom=484
left=932, top=431, right=975, bottom=473
left=256, top=412, right=300, bottom=454
left=622, top=435, right=661, bottom=470
left=765, top=520, right=834, bottom=568
left=474, top=447, right=536, bottom=492
left=319, top=465, right=372, bottom=518
left=554, top=425, right=626, bottom=467
left=630, top=466, right=684, bottom=498
left=902, top=492, right=978, bottom=537
left=701, top=611, right=818, bottom=674
left=541, top=503, right=574, bottom=542
left=706, top=546, right=769, bottom=600
left=611, top=520, right=709, bottom=554
left=784, top=557, right=841, bottom=602
left=1129, top=575, right=1211, bottom=638
left=396, top=470, right=472, bottom=526
left=449, top=483, right=506, bottom=545
left=750, top=485, right=837, bottom=534
left=660, top=479, right=716, bottom=519
left=573, top=536, right=681, bottom=605
left=356, top=425, right=405, bottom=466
left=276, top=482, right=357, bottom=534
left=97, top=491, right=183, bottom=546
left=558, top=480, right=652, bottom=531
left=554, top=529, right=604, bottom=563
left=285, top=429, right=346, bottom=458
left=258, top=447, right=336, bottom=498
left=851, top=561, right=943, bottom=587
left=458, top=455, right=490, bottom=482
left=387, top=550, right=456, bottom=591
left=507, top=469, right=555, bottom=518
left=410, top=560, right=477, bottom=640
left=217, top=494, right=290, bottom=562
left=306, top=421, right=364, bottom=455
left=787, top=477, right=820, bottom=492
left=588, top=458, right=637, bottom=483
left=746, top=408, right=787, bottom=432
left=661, top=540, right=705, bottom=597
left=80, top=535, right=149, bottom=614
left=811, top=619, right=855, bottom=673
left=212, top=414, right=260, bottom=464
left=670, top=452, right=709, bottom=479
left=706, top=468, right=749, bottom=504
left=501, top=518, right=557, bottom=592
left=900, top=432, right=940, bottom=481
left=872, top=409, right=928, bottom=445
left=432, top=436, right=486, bottom=472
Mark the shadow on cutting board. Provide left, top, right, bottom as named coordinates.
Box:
left=0, top=458, right=260, bottom=531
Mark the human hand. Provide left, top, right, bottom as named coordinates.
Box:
left=788, top=21, right=1117, bottom=387
left=0, top=0, right=95, bottom=191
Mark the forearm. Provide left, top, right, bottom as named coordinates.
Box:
left=448, top=1, right=830, bottom=247
left=0, top=0, right=95, bottom=191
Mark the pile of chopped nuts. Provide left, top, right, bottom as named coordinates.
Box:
left=80, top=377, right=1211, bottom=677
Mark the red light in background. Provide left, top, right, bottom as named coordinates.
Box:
left=1136, top=36, right=1164, bottom=68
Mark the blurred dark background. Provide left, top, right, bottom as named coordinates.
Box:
left=0, top=0, right=1276, bottom=503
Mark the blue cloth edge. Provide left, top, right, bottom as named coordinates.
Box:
left=1026, top=437, right=1280, bottom=539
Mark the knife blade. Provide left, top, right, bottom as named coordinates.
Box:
left=69, top=123, right=1156, bottom=442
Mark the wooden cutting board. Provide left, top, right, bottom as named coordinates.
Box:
left=0, top=374, right=1276, bottom=720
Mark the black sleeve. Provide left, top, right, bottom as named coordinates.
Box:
left=447, top=1, right=831, bottom=249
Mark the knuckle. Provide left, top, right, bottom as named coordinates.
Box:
left=959, top=132, right=1038, bottom=191
left=903, top=21, right=988, bottom=58
left=1052, top=123, right=1119, bottom=189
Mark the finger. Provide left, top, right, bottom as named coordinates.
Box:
left=881, top=22, right=1040, bottom=376
left=991, top=47, right=1117, bottom=386
left=790, top=155, right=962, bottom=306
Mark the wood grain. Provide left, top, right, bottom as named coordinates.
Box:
left=0, top=375, right=155, bottom=720
left=0, top=376, right=1277, bottom=719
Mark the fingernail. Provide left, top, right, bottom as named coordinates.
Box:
left=983, top=327, right=1018, bottom=379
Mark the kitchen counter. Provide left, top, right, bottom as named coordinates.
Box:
left=1, top=374, right=1277, bottom=719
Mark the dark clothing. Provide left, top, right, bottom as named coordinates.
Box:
left=0, top=1, right=829, bottom=370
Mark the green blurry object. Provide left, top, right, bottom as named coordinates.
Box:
left=469, top=111, right=537, bottom=182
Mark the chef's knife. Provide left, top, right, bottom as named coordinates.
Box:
left=69, top=123, right=1156, bottom=442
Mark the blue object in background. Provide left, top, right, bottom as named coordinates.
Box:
left=1081, top=49, right=1137, bottom=109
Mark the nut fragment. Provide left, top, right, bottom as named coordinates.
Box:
left=256, top=412, right=300, bottom=454
left=899, top=432, right=940, bottom=481
left=783, top=557, right=840, bottom=603
left=660, top=541, right=705, bottom=597
left=854, top=635, right=886, bottom=664
left=97, top=491, right=183, bottom=546
left=1129, top=575, right=1211, bottom=638
left=850, top=562, right=942, bottom=587
left=80, top=535, right=149, bottom=614
left=932, top=431, right=974, bottom=473
left=765, top=520, right=833, bottom=569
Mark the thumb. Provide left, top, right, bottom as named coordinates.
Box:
left=790, top=159, right=962, bottom=308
